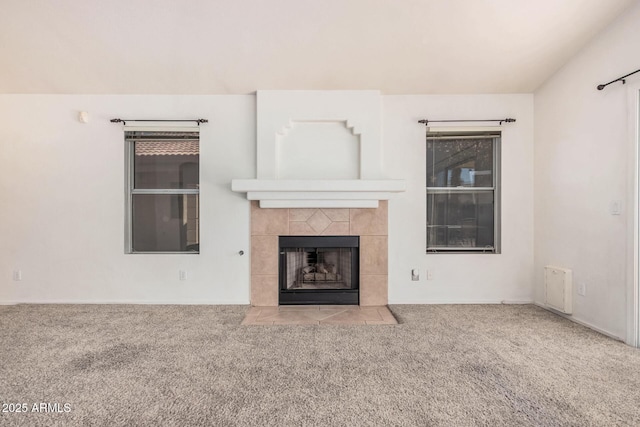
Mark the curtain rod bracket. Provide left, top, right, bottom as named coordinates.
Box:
left=110, top=118, right=208, bottom=126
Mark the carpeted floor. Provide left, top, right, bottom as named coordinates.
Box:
left=0, top=304, right=639, bottom=426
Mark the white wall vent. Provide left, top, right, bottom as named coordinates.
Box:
left=544, top=266, right=572, bottom=314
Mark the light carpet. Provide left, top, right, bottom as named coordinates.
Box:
left=0, top=304, right=639, bottom=426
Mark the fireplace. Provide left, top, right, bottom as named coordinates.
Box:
left=232, top=91, right=402, bottom=307
left=249, top=201, right=388, bottom=307
left=279, top=236, right=359, bottom=305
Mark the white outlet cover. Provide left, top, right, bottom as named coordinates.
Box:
left=577, top=283, right=586, bottom=296
left=609, top=201, right=621, bottom=215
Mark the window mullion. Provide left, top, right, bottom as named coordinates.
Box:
left=131, top=189, right=200, bottom=195
left=426, top=187, right=494, bottom=193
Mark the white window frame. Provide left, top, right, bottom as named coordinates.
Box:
left=124, top=126, right=200, bottom=254
left=426, top=129, right=501, bottom=254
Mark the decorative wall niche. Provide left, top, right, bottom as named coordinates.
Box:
left=256, top=90, right=381, bottom=180
left=232, top=90, right=406, bottom=208
left=276, top=120, right=360, bottom=180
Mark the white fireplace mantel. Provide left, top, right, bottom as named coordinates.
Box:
left=231, top=179, right=406, bottom=208
left=231, top=90, right=405, bottom=208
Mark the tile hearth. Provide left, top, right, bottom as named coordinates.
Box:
left=241, top=305, right=397, bottom=326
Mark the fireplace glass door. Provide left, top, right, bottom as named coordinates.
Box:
left=279, top=236, right=359, bottom=305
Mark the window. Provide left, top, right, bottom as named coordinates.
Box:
left=426, top=131, right=500, bottom=253
left=125, top=130, right=199, bottom=253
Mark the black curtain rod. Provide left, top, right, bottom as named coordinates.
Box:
left=597, top=68, right=640, bottom=90
left=418, top=118, right=516, bottom=126
left=110, top=118, right=208, bottom=126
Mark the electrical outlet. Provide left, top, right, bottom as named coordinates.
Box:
left=577, top=283, right=586, bottom=297
left=179, top=270, right=187, bottom=281
left=411, top=268, right=419, bottom=281
left=12, top=270, right=22, bottom=281
left=426, top=270, right=433, bottom=280
left=609, top=200, right=621, bottom=215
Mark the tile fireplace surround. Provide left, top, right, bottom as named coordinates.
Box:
left=250, top=200, right=388, bottom=306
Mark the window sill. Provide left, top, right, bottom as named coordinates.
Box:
left=426, top=248, right=498, bottom=254
left=128, top=251, right=200, bottom=255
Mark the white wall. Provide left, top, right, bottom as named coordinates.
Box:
left=534, top=2, right=640, bottom=340
left=0, top=95, right=255, bottom=304
left=384, top=95, right=535, bottom=304
left=0, top=93, right=536, bottom=306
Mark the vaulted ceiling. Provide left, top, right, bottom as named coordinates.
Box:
left=0, top=0, right=635, bottom=94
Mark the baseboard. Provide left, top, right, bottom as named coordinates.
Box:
left=389, top=299, right=534, bottom=305
left=533, top=302, right=623, bottom=342
left=6, top=300, right=249, bottom=305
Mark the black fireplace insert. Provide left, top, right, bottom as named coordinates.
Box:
left=279, top=236, right=359, bottom=305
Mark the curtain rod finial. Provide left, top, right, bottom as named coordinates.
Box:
left=598, top=68, right=640, bottom=91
